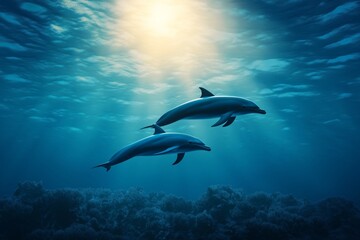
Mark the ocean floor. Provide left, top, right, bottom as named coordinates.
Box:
left=0, top=182, right=359, bottom=240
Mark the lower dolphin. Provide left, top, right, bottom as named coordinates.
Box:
left=150, top=87, right=266, bottom=127
left=94, top=124, right=211, bottom=171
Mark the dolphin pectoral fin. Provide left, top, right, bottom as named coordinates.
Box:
left=212, top=112, right=233, bottom=127
left=223, top=116, right=236, bottom=127
left=173, top=153, right=185, bottom=165
left=155, top=146, right=179, bottom=155
left=199, top=87, right=215, bottom=98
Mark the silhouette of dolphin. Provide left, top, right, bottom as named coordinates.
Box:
left=151, top=87, right=266, bottom=128
left=94, top=125, right=211, bottom=171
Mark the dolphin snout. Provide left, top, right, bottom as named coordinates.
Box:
left=201, top=145, right=211, bottom=151
left=257, top=109, right=266, bottom=114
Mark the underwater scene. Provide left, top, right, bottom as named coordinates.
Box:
left=1, top=0, right=360, bottom=239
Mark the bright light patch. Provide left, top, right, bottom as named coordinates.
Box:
left=112, top=0, right=225, bottom=80
left=147, top=3, right=176, bottom=36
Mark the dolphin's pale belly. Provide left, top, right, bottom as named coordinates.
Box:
left=181, top=105, right=231, bottom=119
left=136, top=147, right=171, bottom=156
left=111, top=144, right=168, bottom=162
left=158, top=103, right=230, bottom=125
left=184, top=113, right=220, bottom=119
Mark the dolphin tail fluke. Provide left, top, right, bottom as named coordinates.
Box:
left=140, top=124, right=154, bottom=130
left=141, top=124, right=166, bottom=134
left=93, top=162, right=111, bottom=172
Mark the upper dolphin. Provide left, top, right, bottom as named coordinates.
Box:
left=152, top=87, right=266, bottom=128
left=94, top=124, right=211, bottom=171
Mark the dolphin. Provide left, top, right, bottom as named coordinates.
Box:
left=149, top=87, right=266, bottom=128
left=94, top=124, right=211, bottom=171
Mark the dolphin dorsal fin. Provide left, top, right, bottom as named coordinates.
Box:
left=199, top=87, right=214, bottom=98
left=141, top=124, right=165, bottom=134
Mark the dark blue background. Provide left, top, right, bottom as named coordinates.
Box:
left=0, top=0, right=359, bottom=204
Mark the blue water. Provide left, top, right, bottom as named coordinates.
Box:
left=1, top=0, right=359, bottom=206
left=1, top=1, right=360, bottom=239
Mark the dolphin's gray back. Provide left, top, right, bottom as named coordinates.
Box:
left=109, top=133, right=198, bottom=165
left=157, top=96, right=256, bottom=125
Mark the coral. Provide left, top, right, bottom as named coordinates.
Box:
left=0, top=182, right=359, bottom=240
